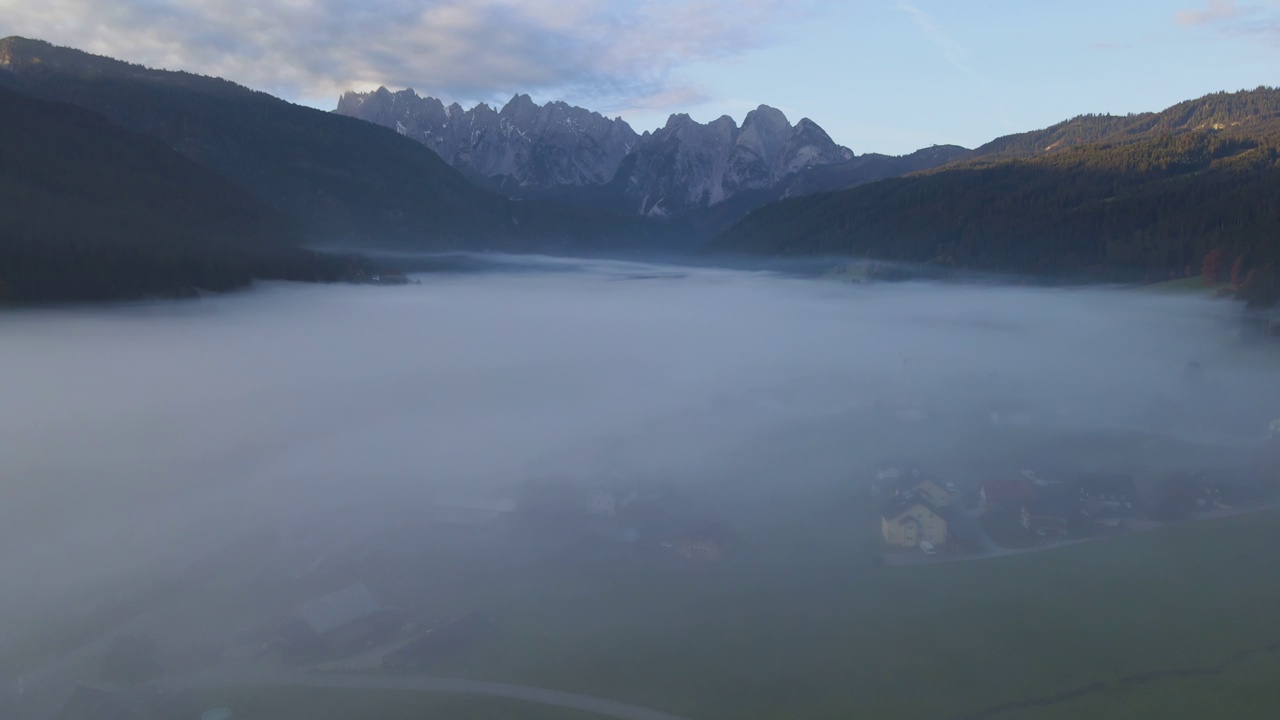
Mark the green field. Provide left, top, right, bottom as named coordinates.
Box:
left=424, top=504, right=1280, bottom=720
left=153, top=687, right=610, bottom=720
left=16, top=419, right=1280, bottom=720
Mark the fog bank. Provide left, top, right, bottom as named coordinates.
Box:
left=2, top=257, right=1274, bottom=626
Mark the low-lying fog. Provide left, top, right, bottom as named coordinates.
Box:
left=2, top=256, right=1276, bottom=641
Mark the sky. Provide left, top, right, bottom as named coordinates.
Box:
left=1, top=0, right=1277, bottom=153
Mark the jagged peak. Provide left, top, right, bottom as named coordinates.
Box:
left=504, top=93, right=536, bottom=110
left=664, top=113, right=694, bottom=129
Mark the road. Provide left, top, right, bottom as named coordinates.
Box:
left=160, top=665, right=692, bottom=720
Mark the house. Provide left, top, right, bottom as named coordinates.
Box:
left=277, top=582, right=400, bottom=661
left=980, top=478, right=1037, bottom=512
left=430, top=493, right=517, bottom=526
left=1019, top=457, right=1078, bottom=488
left=887, top=395, right=927, bottom=421
left=1198, top=468, right=1266, bottom=508
left=295, top=583, right=384, bottom=639
left=584, top=489, right=616, bottom=517
left=1076, top=474, right=1138, bottom=528
left=888, top=471, right=952, bottom=508
left=988, top=399, right=1036, bottom=426
left=1077, top=474, right=1138, bottom=512
left=881, top=493, right=948, bottom=547
left=1020, top=494, right=1077, bottom=536
left=57, top=683, right=129, bottom=720
left=383, top=612, right=491, bottom=669
left=675, top=539, right=723, bottom=561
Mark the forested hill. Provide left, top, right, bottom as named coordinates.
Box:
left=709, top=88, right=1280, bottom=305
left=975, top=88, right=1280, bottom=159
left=0, top=37, right=664, bottom=253
left=0, top=85, right=348, bottom=303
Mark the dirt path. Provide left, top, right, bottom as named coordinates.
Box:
left=161, top=665, right=692, bottom=720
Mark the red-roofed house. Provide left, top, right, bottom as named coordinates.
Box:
left=980, top=478, right=1037, bottom=513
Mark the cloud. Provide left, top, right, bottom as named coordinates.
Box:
left=1175, top=0, right=1244, bottom=26
left=0, top=0, right=808, bottom=111
left=1174, top=1, right=1280, bottom=47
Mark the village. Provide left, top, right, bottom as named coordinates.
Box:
left=870, top=407, right=1280, bottom=563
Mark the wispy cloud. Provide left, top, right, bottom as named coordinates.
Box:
left=893, top=0, right=1016, bottom=130
left=1174, top=1, right=1280, bottom=48
left=1175, top=0, right=1245, bottom=25
left=0, top=0, right=812, bottom=112
left=893, top=0, right=971, bottom=73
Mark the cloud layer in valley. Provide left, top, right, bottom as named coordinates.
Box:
left=2, top=257, right=1275, bottom=641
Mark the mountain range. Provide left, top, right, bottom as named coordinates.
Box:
left=711, top=87, right=1280, bottom=304
left=2, top=34, right=1279, bottom=306
left=335, top=88, right=966, bottom=222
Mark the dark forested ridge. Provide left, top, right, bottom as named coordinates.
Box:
left=711, top=88, right=1280, bottom=305
left=0, top=36, right=665, bottom=254
left=0, top=85, right=350, bottom=303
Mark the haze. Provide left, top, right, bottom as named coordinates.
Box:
left=4, top=256, right=1277, bottom=716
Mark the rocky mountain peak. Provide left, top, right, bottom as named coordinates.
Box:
left=334, top=88, right=857, bottom=216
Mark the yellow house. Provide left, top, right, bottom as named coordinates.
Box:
left=881, top=494, right=948, bottom=547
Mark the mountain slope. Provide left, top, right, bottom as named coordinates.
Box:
left=710, top=88, right=1280, bottom=303
left=0, top=36, right=672, bottom=254
left=0, top=36, right=515, bottom=247
left=0, top=85, right=345, bottom=303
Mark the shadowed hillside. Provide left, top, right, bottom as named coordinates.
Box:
left=0, top=85, right=348, bottom=303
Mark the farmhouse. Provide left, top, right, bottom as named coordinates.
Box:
left=278, top=582, right=399, bottom=660
left=430, top=493, right=517, bottom=526
left=676, top=539, right=723, bottom=561
left=881, top=493, right=948, bottom=547
left=1077, top=474, right=1138, bottom=514
left=383, top=612, right=491, bottom=669
left=584, top=489, right=616, bottom=517
left=1020, top=494, right=1077, bottom=536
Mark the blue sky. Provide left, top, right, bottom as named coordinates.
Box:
left=2, top=0, right=1277, bottom=153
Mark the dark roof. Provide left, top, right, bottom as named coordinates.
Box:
left=888, top=472, right=945, bottom=496
left=1022, top=493, right=1077, bottom=517
left=881, top=491, right=946, bottom=522
left=1076, top=474, right=1137, bottom=499
left=296, top=583, right=382, bottom=635
left=58, top=683, right=127, bottom=720
left=982, top=479, right=1037, bottom=502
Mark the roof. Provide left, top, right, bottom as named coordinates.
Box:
left=296, top=583, right=382, bottom=635
left=434, top=494, right=517, bottom=514
left=982, top=478, right=1037, bottom=502
left=888, top=472, right=945, bottom=496
left=1076, top=474, right=1137, bottom=498
left=59, top=683, right=127, bottom=720
left=881, top=491, right=947, bottom=522
left=1022, top=493, right=1077, bottom=517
